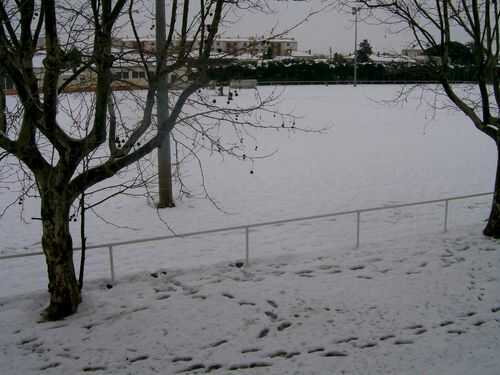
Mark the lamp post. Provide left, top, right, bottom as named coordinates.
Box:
left=352, top=7, right=360, bottom=87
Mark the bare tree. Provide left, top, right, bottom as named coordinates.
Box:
left=0, top=0, right=318, bottom=320
left=0, top=0, right=249, bottom=320
left=350, top=0, right=500, bottom=238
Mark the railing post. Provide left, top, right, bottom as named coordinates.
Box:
left=245, top=227, right=250, bottom=267
left=356, top=211, right=360, bottom=249
left=444, top=199, right=449, bottom=233
left=108, top=246, right=115, bottom=283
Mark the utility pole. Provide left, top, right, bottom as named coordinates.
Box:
left=352, top=7, right=359, bottom=87
left=156, top=0, right=175, bottom=207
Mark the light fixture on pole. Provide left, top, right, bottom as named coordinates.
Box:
left=352, top=7, right=360, bottom=87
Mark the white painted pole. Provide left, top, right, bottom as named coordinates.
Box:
left=353, top=7, right=359, bottom=87
left=356, top=211, right=361, bottom=248
left=108, top=246, right=115, bottom=283
left=444, top=199, right=449, bottom=232
left=245, top=227, right=250, bottom=267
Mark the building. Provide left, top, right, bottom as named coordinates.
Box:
left=112, top=36, right=298, bottom=58
left=2, top=50, right=188, bottom=95
left=211, top=37, right=298, bottom=57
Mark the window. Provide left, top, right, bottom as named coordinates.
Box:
left=2, top=77, right=13, bottom=89
left=132, top=71, right=146, bottom=79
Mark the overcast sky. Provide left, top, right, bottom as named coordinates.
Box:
left=126, top=0, right=415, bottom=55
left=222, top=1, right=413, bottom=55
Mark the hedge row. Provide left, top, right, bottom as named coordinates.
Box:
left=208, top=60, right=479, bottom=83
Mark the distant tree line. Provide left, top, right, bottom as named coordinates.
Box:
left=209, top=40, right=483, bottom=84
left=208, top=59, right=480, bottom=83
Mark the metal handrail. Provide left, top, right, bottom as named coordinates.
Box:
left=0, top=192, right=494, bottom=283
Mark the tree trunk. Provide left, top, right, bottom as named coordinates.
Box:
left=156, top=0, right=175, bottom=209
left=483, top=142, right=500, bottom=238
left=157, top=132, right=175, bottom=208
left=40, top=192, right=81, bottom=320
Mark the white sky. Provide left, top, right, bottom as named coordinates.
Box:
left=221, top=1, right=414, bottom=55
left=126, top=1, right=415, bottom=56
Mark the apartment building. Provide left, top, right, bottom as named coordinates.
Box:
left=112, top=36, right=298, bottom=58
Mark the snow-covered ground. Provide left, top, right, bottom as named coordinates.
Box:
left=0, top=85, right=499, bottom=374
left=1, top=225, right=499, bottom=374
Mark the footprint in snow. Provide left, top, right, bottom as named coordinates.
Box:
left=128, top=355, right=149, bottom=363
left=296, top=269, right=314, bottom=274
left=257, top=328, right=269, bottom=338
left=191, top=295, right=207, bottom=300
left=307, top=347, right=325, bottom=354
left=209, top=340, right=228, bottom=348
left=266, top=299, right=278, bottom=308
left=228, top=362, right=273, bottom=370
left=268, top=350, right=288, bottom=358
left=406, top=270, right=422, bottom=275
left=82, top=366, right=108, bottom=372
left=335, top=337, right=358, bottom=344
left=18, top=337, right=38, bottom=346
left=462, top=311, right=477, bottom=317
left=285, top=351, right=301, bottom=359
left=356, top=342, right=378, bottom=349
left=241, top=347, right=261, bottom=354
left=39, top=362, right=61, bottom=371
left=439, top=320, right=454, bottom=327
left=379, top=334, right=395, bottom=341
left=172, top=356, right=193, bottom=363
left=322, top=350, right=348, bottom=357
left=277, top=321, right=292, bottom=331
left=405, top=324, right=424, bottom=330
left=328, top=269, right=342, bottom=274
left=298, top=273, right=315, bottom=278
left=349, top=265, right=365, bottom=271
left=155, top=294, right=171, bottom=300
left=447, top=329, right=466, bottom=335
left=394, top=339, right=414, bottom=345
left=264, top=311, right=278, bottom=321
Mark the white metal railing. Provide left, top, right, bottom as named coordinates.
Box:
left=0, top=192, right=493, bottom=284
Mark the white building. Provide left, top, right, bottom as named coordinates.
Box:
left=112, top=36, right=298, bottom=58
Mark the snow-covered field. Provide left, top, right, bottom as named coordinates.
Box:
left=0, top=85, right=499, bottom=374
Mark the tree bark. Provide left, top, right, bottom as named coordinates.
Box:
left=484, top=142, right=500, bottom=238
left=40, top=191, right=81, bottom=320
left=156, top=0, right=175, bottom=209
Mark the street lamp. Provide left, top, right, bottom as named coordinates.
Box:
left=352, top=7, right=360, bottom=87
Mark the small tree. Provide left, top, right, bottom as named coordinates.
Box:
left=263, top=45, right=274, bottom=60
left=332, top=52, right=346, bottom=65
left=357, top=39, right=372, bottom=63
left=425, top=41, right=474, bottom=66
left=353, top=0, right=500, bottom=237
